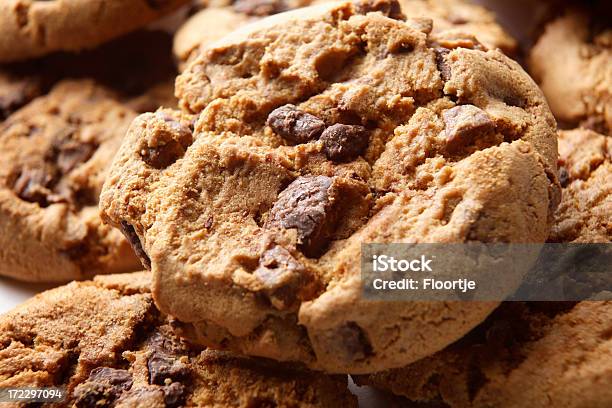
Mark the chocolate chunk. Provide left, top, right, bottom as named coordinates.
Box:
left=10, top=133, right=98, bottom=206
left=141, top=114, right=193, bottom=169
left=146, top=330, right=187, bottom=355
left=88, top=367, right=133, bottom=388
left=148, top=351, right=190, bottom=385
left=162, top=382, right=188, bottom=407
left=119, top=221, right=151, bottom=269
left=266, top=105, right=326, bottom=145
left=146, top=331, right=190, bottom=387
left=265, top=176, right=339, bottom=257
left=435, top=48, right=451, bottom=82
left=74, top=367, right=133, bottom=408
left=234, top=0, right=287, bottom=16
left=320, top=124, right=369, bottom=162
left=355, top=0, right=404, bottom=20
left=254, top=246, right=307, bottom=310
left=558, top=165, right=570, bottom=188
left=53, top=139, right=98, bottom=174
left=333, top=322, right=373, bottom=362
left=443, top=105, right=495, bottom=152
left=11, top=164, right=59, bottom=206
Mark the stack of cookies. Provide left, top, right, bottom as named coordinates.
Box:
left=0, top=0, right=609, bottom=406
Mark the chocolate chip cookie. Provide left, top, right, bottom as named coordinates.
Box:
left=354, top=128, right=611, bottom=406
left=0, top=80, right=142, bottom=282
left=101, top=0, right=560, bottom=373
left=0, top=0, right=189, bottom=63
left=0, top=271, right=357, bottom=407
left=549, top=128, right=611, bottom=242
left=355, top=301, right=612, bottom=407
left=528, top=8, right=611, bottom=134
left=173, top=0, right=517, bottom=67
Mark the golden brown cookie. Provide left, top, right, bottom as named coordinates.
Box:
left=173, top=0, right=315, bottom=68
left=0, top=272, right=357, bottom=408
left=1, top=29, right=178, bottom=121
left=101, top=0, right=560, bottom=373
left=355, top=301, right=612, bottom=407
left=549, top=128, right=611, bottom=242
left=173, top=0, right=517, bottom=68
left=0, top=0, right=189, bottom=63
left=354, top=128, right=611, bottom=406
left=528, top=8, right=611, bottom=134
left=0, top=80, right=142, bottom=282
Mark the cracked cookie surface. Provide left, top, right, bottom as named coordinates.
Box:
left=0, top=271, right=357, bottom=408
left=0, top=80, right=142, bottom=282
left=528, top=8, right=611, bottom=135
left=0, top=0, right=189, bottom=62
left=101, top=0, right=560, bottom=373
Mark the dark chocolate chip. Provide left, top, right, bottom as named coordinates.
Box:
left=146, top=330, right=187, bottom=355
left=265, top=176, right=338, bottom=257
left=234, top=0, right=287, bottom=16
left=88, top=367, right=133, bottom=388
left=147, top=351, right=190, bottom=385
left=119, top=221, right=151, bottom=270
left=442, top=105, right=495, bottom=152
left=333, top=322, right=373, bottom=362
left=266, top=104, right=326, bottom=145
left=162, top=382, right=188, bottom=407
left=558, top=165, right=570, bottom=188
left=141, top=113, right=193, bottom=169
left=53, top=139, right=98, bottom=174
left=74, top=367, right=133, bottom=408
left=434, top=48, right=451, bottom=82
left=320, top=123, right=369, bottom=162
left=10, top=164, right=58, bottom=206
left=355, top=0, right=404, bottom=20
left=254, top=246, right=307, bottom=310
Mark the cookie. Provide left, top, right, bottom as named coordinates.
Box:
left=173, top=0, right=314, bottom=67
left=549, top=128, right=611, bottom=242
left=354, top=128, right=612, bottom=406
left=101, top=0, right=560, bottom=373
left=0, top=80, right=142, bottom=282
left=173, top=0, right=517, bottom=67
left=0, top=271, right=358, bottom=408
left=355, top=301, right=612, bottom=407
left=528, top=8, right=611, bottom=134
left=1, top=29, right=178, bottom=122
left=0, top=0, right=189, bottom=63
